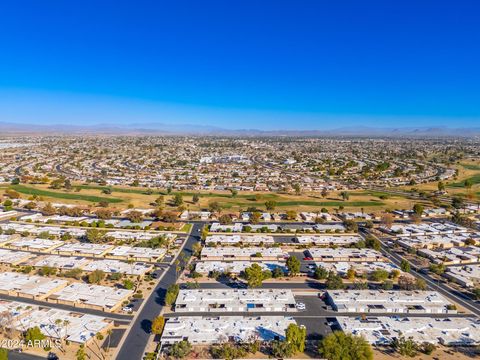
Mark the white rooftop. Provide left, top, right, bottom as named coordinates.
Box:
left=337, top=316, right=480, bottom=346
left=201, top=246, right=285, bottom=260
left=206, top=235, right=274, bottom=245
left=195, top=261, right=287, bottom=275
left=175, top=289, right=296, bottom=312
left=307, top=248, right=384, bottom=262
left=328, top=290, right=454, bottom=313
left=0, top=272, right=67, bottom=297
left=82, top=259, right=152, bottom=275
left=51, top=283, right=133, bottom=310
left=296, top=235, right=362, bottom=245
left=0, top=300, right=112, bottom=344
left=161, top=316, right=296, bottom=345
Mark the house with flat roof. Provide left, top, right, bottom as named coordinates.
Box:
left=161, top=316, right=297, bottom=345
left=82, top=259, right=152, bottom=276
left=54, top=243, right=114, bottom=257
left=209, top=222, right=243, bottom=233
left=106, top=245, right=166, bottom=262
left=49, top=282, right=133, bottom=312
left=205, top=235, right=274, bottom=245
left=327, top=290, right=456, bottom=314
left=418, top=246, right=480, bottom=265
left=5, top=238, right=63, bottom=252
left=31, top=255, right=91, bottom=270
left=0, top=234, right=20, bottom=244
left=387, top=222, right=468, bottom=237
left=444, top=264, right=480, bottom=288
left=175, top=289, right=297, bottom=312
left=195, top=261, right=287, bottom=275
left=316, top=261, right=400, bottom=277
left=306, top=248, right=384, bottom=262
left=397, top=233, right=479, bottom=250
left=0, top=272, right=68, bottom=300
left=0, top=300, right=113, bottom=344
left=296, top=235, right=362, bottom=246
left=0, top=249, right=33, bottom=265
left=201, top=247, right=286, bottom=261
left=337, top=316, right=480, bottom=346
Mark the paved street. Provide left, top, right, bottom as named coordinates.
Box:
left=116, top=222, right=203, bottom=360
left=362, top=228, right=480, bottom=318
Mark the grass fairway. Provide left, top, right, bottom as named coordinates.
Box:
left=0, top=182, right=414, bottom=211
left=10, top=185, right=124, bottom=203
left=274, top=200, right=383, bottom=207
left=77, top=184, right=280, bottom=200
left=447, top=173, right=480, bottom=188
left=460, top=163, right=480, bottom=171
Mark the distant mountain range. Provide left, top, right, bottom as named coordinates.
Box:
left=1, top=121, right=479, bottom=137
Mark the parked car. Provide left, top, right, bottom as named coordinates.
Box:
left=123, top=306, right=133, bottom=313
left=296, top=302, right=306, bottom=310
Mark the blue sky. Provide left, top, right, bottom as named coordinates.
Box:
left=0, top=1, right=479, bottom=130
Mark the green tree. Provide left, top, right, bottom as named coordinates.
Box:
left=208, top=201, right=222, bottom=213
left=270, top=340, right=293, bottom=358
left=412, top=203, right=424, bottom=216
left=169, top=340, right=192, bottom=359
left=165, top=284, right=180, bottom=305
left=400, top=259, right=411, bottom=273
left=192, top=242, right=203, bottom=257
left=38, top=266, right=57, bottom=276
left=346, top=267, right=356, bottom=280
left=192, top=193, right=200, bottom=203
left=314, top=265, right=329, bottom=280
left=24, top=326, right=46, bottom=342
left=285, top=210, right=297, bottom=220
left=265, top=200, right=277, bottom=211
left=123, top=279, right=134, bottom=290
left=437, top=181, right=445, bottom=191
left=173, top=194, right=184, bottom=206
left=286, top=256, right=301, bottom=276
left=210, top=343, right=246, bottom=360
left=326, top=271, right=345, bottom=290
left=318, top=331, right=373, bottom=360
left=393, top=336, right=418, bottom=357
left=343, top=219, right=358, bottom=232
left=364, top=236, right=381, bottom=251
left=464, top=178, right=473, bottom=189
left=452, top=197, right=464, bottom=209
left=429, top=263, right=445, bottom=275
left=370, top=269, right=389, bottom=282
left=472, top=287, right=480, bottom=300
left=88, top=270, right=105, bottom=284
left=85, top=228, right=105, bottom=243
left=126, top=210, right=143, bottom=223
left=285, top=323, right=306, bottom=354
left=219, top=214, right=232, bottom=225
left=382, top=280, right=394, bottom=290
left=420, top=342, right=436, bottom=355
left=244, top=263, right=267, bottom=288
left=340, top=191, right=350, bottom=201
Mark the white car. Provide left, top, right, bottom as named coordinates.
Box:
left=122, top=306, right=133, bottom=313
left=296, top=302, right=306, bottom=310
